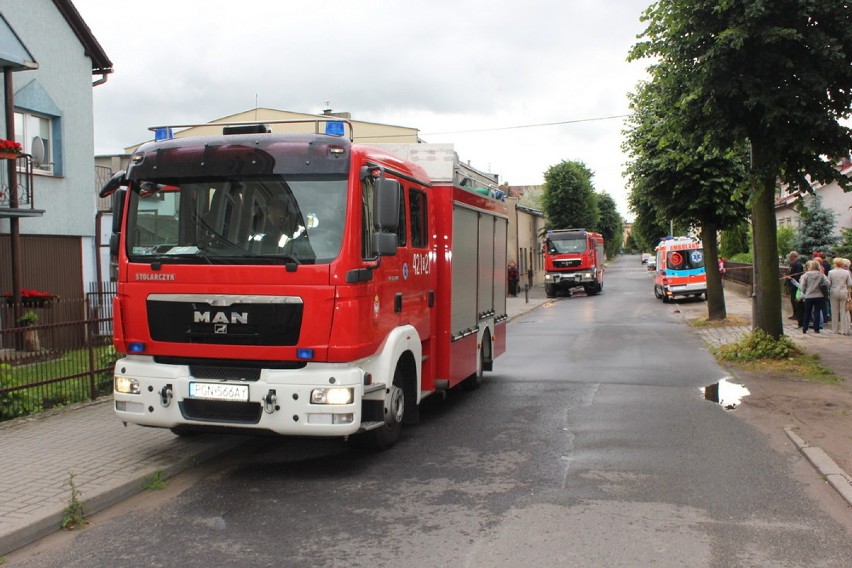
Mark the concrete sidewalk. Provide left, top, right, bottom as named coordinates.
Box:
left=0, top=286, right=554, bottom=556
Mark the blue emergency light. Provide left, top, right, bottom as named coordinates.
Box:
left=154, top=128, right=174, bottom=141
left=325, top=121, right=345, bottom=136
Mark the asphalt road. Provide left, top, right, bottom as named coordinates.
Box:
left=9, top=257, right=852, bottom=567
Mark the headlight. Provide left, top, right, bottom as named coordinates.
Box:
left=115, top=376, right=140, bottom=394
left=311, top=387, right=353, bottom=405
left=545, top=274, right=553, bottom=281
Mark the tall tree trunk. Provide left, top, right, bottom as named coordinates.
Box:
left=701, top=220, right=726, bottom=320
left=750, top=143, right=783, bottom=339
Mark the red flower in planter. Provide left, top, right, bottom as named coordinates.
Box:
left=0, top=139, right=22, bottom=154
left=2, top=289, right=58, bottom=304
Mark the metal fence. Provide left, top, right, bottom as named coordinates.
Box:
left=721, top=261, right=791, bottom=295
left=0, top=285, right=118, bottom=422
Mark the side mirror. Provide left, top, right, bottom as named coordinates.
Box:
left=373, top=232, right=398, bottom=256
left=111, top=189, right=126, bottom=234
left=100, top=170, right=127, bottom=198
left=374, top=178, right=400, bottom=232
left=109, top=232, right=120, bottom=256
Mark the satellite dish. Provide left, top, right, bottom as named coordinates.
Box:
left=30, top=137, right=45, bottom=168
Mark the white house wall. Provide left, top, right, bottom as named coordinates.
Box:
left=776, top=182, right=852, bottom=237
left=0, top=0, right=97, bottom=240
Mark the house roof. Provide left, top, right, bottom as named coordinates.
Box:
left=52, top=0, right=113, bottom=76
left=0, top=13, right=38, bottom=70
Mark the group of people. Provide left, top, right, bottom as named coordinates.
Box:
left=785, top=251, right=852, bottom=335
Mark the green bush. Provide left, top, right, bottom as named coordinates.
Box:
left=716, top=330, right=802, bottom=361
left=0, top=363, right=37, bottom=420
left=96, top=345, right=120, bottom=396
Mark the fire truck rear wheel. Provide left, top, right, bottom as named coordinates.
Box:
left=462, top=332, right=491, bottom=391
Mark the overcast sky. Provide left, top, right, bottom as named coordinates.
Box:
left=73, top=0, right=653, bottom=218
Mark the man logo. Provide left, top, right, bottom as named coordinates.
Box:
left=193, top=311, right=248, bottom=324
left=214, top=324, right=228, bottom=334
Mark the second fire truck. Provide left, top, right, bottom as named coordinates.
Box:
left=542, top=229, right=605, bottom=298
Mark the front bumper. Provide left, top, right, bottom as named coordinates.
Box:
left=113, top=355, right=367, bottom=436
left=545, top=271, right=596, bottom=285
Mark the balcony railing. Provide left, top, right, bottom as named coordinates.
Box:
left=0, top=154, right=36, bottom=214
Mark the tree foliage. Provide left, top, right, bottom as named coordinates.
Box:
left=596, top=192, right=624, bottom=258
left=835, top=228, right=852, bottom=259
left=623, top=75, right=750, bottom=319
left=542, top=161, right=599, bottom=230
left=775, top=225, right=795, bottom=260
left=794, top=195, right=840, bottom=256
left=630, top=0, right=852, bottom=337
left=721, top=222, right=751, bottom=259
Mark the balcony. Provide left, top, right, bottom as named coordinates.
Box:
left=0, top=153, right=42, bottom=218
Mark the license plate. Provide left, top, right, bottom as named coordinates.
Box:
left=189, top=382, right=249, bottom=402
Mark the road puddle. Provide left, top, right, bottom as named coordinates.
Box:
left=702, top=378, right=750, bottom=410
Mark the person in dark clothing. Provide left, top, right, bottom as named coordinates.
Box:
left=508, top=261, right=520, bottom=297
left=786, top=251, right=804, bottom=323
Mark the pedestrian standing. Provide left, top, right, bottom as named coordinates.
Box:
left=507, top=261, right=520, bottom=297
left=844, top=259, right=852, bottom=326
left=828, top=257, right=852, bottom=335
left=815, top=252, right=832, bottom=322
left=785, top=251, right=803, bottom=323
left=799, top=260, right=829, bottom=334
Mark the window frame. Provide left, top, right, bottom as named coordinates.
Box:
left=409, top=188, right=428, bottom=249
left=14, top=110, right=54, bottom=175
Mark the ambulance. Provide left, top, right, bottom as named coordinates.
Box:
left=653, top=236, right=707, bottom=302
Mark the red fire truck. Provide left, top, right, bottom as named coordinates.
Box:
left=100, top=121, right=508, bottom=449
left=542, top=229, right=605, bottom=297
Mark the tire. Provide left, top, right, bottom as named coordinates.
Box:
left=585, top=283, right=602, bottom=296
left=654, top=285, right=662, bottom=300
left=357, top=366, right=407, bottom=450
left=462, top=332, right=491, bottom=391
left=545, top=284, right=556, bottom=298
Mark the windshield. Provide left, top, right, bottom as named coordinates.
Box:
left=667, top=248, right=705, bottom=271
left=125, top=175, right=348, bottom=265
left=547, top=235, right=587, bottom=254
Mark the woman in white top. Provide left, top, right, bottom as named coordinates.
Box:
left=827, top=257, right=852, bottom=335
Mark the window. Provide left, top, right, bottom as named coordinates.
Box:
left=361, top=177, right=376, bottom=259
left=409, top=189, right=428, bottom=248
left=14, top=111, right=53, bottom=173
left=396, top=187, right=407, bottom=247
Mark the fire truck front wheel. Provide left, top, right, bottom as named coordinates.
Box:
left=357, top=360, right=415, bottom=450
left=545, top=283, right=557, bottom=298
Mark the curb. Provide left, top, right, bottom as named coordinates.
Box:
left=0, top=434, right=244, bottom=557
left=674, top=294, right=852, bottom=509
left=784, top=426, right=852, bottom=507
left=507, top=297, right=554, bottom=323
